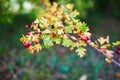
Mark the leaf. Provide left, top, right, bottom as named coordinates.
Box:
left=112, top=41, right=120, bottom=46
left=83, top=32, right=91, bottom=37
left=34, top=18, right=39, bottom=23
left=80, top=22, right=88, bottom=32
left=20, top=35, right=27, bottom=43
left=53, top=38, right=61, bottom=44
left=34, top=44, right=42, bottom=52
left=98, top=37, right=106, bottom=45
left=40, top=17, right=49, bottom=28
left=98, top=36, right=109, bottom=45
left=70, top=10, right=79, bottom=19
left=62, top=39, right=72, bottom=47
left=43, top=29, right=51, bottom=33
left=105, top=58, right=112, bottom=63
left=101, top=43, right=111, bottom=48
left=76, top=47, right=86, bottom=57
left=55, top=21, right=63, bottom=27
left=57, top=29, right=64, bottom=34
left=65, top=27, right=72, bottom=33
left=43, top=37, right=53, bottom=48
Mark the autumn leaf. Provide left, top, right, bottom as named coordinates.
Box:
left=98, top=36, right=109, bottom=45
left=34, top=44, right=42, bottom=52
left=57, top=29, right=64, bottom=34
left=53, top=38, right=61, bottom=44
left=112, top=41, right=120, bottom=46
left=105, top=58, right=112, bottom=63
left=34, top=18, right=39, bottom=24
left=62, top=39, right=73, bottom=47
left=76, top=47, right=86, bottom=57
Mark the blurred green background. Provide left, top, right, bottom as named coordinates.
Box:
left=0, top=0, right=120, bottom=80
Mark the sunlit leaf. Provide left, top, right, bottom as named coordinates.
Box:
left=105, top=58, right=112, bottom=63
left=53, top=38, right=61, bottom=44
left=43, top=37, right=53, bottom=47
left=65, top=27, right=72, bottom=33
left=112, top=41, right=120, bottom=46
left=62, top=39, right=72, bottom=47
left=34, top=44, right=42, bottom=52
left=76, top=47, right=86, bottom=57
left=34, top=18, right=39, bottom=24
left=79, top=22, right=88, bottom=32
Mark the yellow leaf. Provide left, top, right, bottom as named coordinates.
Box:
left=98, top=37, right=106, bottom=45
left=98, top=36, right=109, bottom=45
left=43, top=29, right=51, bottom=33
left=27, top=46, right=35, bottom=54
left=101, top=43, right=111, bottom=48
left=57, top=29, right=64, bottom=34
left=105, top=58, right=112, bottom=63
left=34, top=44, right=42, bottom=52
left=112, top=41, right=120, bottom=46
left=20, top=35, right=26, bottom=43
left=83, top=32, right=91, bottom=37
left=34, top=18, right=39, bottom=24
left=76, top=47, right=86, bottom=57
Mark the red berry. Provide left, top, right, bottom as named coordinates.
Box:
left=36, top=40, right=39, bottom=44
left=26, top=31, right=30, bottom=35
left=39, top=31, right=42, bottom=35
left=24, top=42, right=31, bottom=48
left=52, top=32, right=56, bottom=37
left=117, top=46, right=120, bottom=50
left=86, top=36, right=90, bottom=40
left=78, top=35, right=81, bottom=39
left=24, top=25, right=29, bottom=29
left=81, top=37, right=88, bottom=42
left=116, top=50, right=120, bottom=55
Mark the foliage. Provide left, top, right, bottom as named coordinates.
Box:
left=20, top=2, right=120, bottom=66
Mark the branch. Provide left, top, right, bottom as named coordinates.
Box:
left=88, top=41, right=120, bottom=67
left=67, top=33, right=120, bottom=67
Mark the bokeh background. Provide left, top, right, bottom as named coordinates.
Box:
left=0, top=0, right=120, bottom=80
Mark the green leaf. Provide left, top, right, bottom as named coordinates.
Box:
left=43, top=37, right=53, bottom=47
left=62, top=39, right=72, bottom=47
left=80, top=22, right=88, bottom=32
left=65, top=27, right=72, bottom=33
left=53, top=38, right=61, bottom=44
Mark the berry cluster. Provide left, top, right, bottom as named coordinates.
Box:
left=116, top=46, right=120, bottom=55
left=78, top=34, right=90, bottom=43
left=77, top=31, right=90, bottom=43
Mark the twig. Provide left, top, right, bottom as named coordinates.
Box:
left=67, top=33, right=120, bottom=67
left=88, top=41, right=120, bottom=67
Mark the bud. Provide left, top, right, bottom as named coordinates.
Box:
left=24, top=25, right=29, bottom=29
left=26, top=31, right=30, bottom=35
